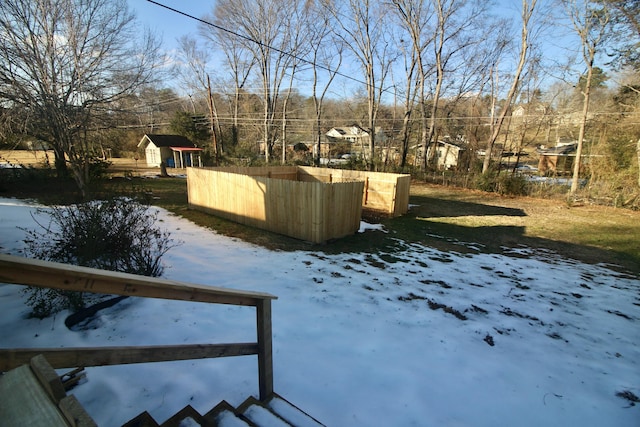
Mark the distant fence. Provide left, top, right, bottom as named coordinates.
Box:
left=187, top=167, right=364, bottom=244
left=0, top=150, right=54, bottom=167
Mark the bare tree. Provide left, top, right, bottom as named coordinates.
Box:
left=279, top=5, right=312, bottom=164
left=176, top=36, right=211, bottom=101
left=308, top=2, right=343, bottom=166
left=200, top=14, right=255, bottom=151
left=213, top=0, right=305, bottom=163
left=602, top=0, right=639, bottom=70
left=0, top=0, right=163, bottom=196
left=507, top=54, right=549, bottom=173
left=392, top=0, right=501, bottom=171
left=424, top=0, right=502, bottom=171
left=175, top=36, right=221, bottom=160
left=391, top=39, right=419, bottom=169
left=326, top=0, right=396, bottom=170
left=482, top=0, right=539, bottom=174
left=390, top=0, right=435, bottom=169
left=563, top=0, right=611, bottom=193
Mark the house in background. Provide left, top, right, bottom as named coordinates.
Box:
left=137, top=134, right=203, bottom=168
left=412, top=138, right=467, bottom=170
left=537, top=142, right=578, bottom=174
left=427, top=139, right=467, bottom=170
left=322, top=125, right=387, bottom=159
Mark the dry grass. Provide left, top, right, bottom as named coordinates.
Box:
left=409, top=182, right=640, bottom=274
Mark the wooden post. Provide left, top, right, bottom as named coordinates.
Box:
left=256, top=299, right=274, bottom=400
left=364, top=177, right=369, bottom=206
left=390, top=183, right=397, bottom=215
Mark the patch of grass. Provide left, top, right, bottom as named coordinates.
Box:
left=409, top=183, right=640, bottom=274
left=419, top=279, right=452, bottom=289
left=484, top=334, right=495, bottom=346
left=400, top=293, right=468, bottom=320
left=398, top=292, right=427, bottom=302
left=364, top=254, right=387, bottom=269
left=467, top=304, right=489, bottom=314
left=616, top=390, right=639, bottom=406
left=426, top=299, right=468, bottom=320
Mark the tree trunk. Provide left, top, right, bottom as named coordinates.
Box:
left=281, top=97, right=288, bottom=165
left=53, top=147, right=68, bottom=178
left=281, top=69, right=297, bottom=165
left=424, top=72, right=443, bottom=170
left=263, top=89, right=271, bottom=163
left=207, top=75, right=219, bottom=164
left=570, top=62, right=592, bottom=194
left=422, top=1, right=445, bottom=172
left=399, top=109, right=412, bottom=168
left=482, top=0, right=534, bottom=174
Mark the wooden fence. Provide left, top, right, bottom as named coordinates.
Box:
left=202, top=166, right=411, bottom=217
left=187, top=166, right=410, bottom=243
left=0, top=254, right=277, bottom=400
left=187, top=167, right=365, bottom=244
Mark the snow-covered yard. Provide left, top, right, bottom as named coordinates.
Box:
left=0, top=197, right=638, bottom=426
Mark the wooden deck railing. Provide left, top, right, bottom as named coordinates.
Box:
left=0, top=254, right=277, bottom=400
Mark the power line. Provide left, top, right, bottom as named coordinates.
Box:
left=145, top=0, right=373, bottom=92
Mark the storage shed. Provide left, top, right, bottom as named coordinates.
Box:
left=137, top=134, right=203, bottom=168
left=427, top=140, right=466, bottom=170
left=537, top=143, right=577, bottom=174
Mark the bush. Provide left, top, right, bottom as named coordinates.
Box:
left=472, top=171, right=498, bottom=193
left=22, top=197, right=178, bottom=318
left=495, top=173, right=529, bottom=196
left=472, top=172, right=530, bottom=196
left=88, top=157, right=112, bottom=181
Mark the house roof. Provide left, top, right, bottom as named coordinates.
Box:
left=326, top=126, right=368, bottom=137
left=325, top=126, right=387, bottom=142
left=170, top=147, right=203, bottom=152
left=437, top=139, right=466, bottom=150
left=138, top=134, right=196, bottom=149
left=537, top=143, right=577, bottom=155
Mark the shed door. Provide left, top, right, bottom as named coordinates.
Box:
left=146, top=147, right=160, bottom=166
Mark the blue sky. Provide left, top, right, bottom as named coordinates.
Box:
left=130, top=0, right=581, bottom=99
left=131, top=0, right=532, bottom=53
left=128, top=0, right=213, bottom=50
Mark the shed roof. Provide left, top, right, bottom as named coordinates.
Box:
left=537, top=143, right=577, bottom=156
left=138, top=134, right=196, bottom=149
left=170, top=147, right=203, bottom=152
left=437, top=139, right=466, bottom=150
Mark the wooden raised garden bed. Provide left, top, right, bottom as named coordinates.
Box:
left=187, top=166, right=410, bottom=243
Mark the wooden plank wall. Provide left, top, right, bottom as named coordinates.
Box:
left=297, top=167, right=411, bottom=216
left=201, top=166, right=299, bottom=181
left=187, top=167, right=364, bottom=243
